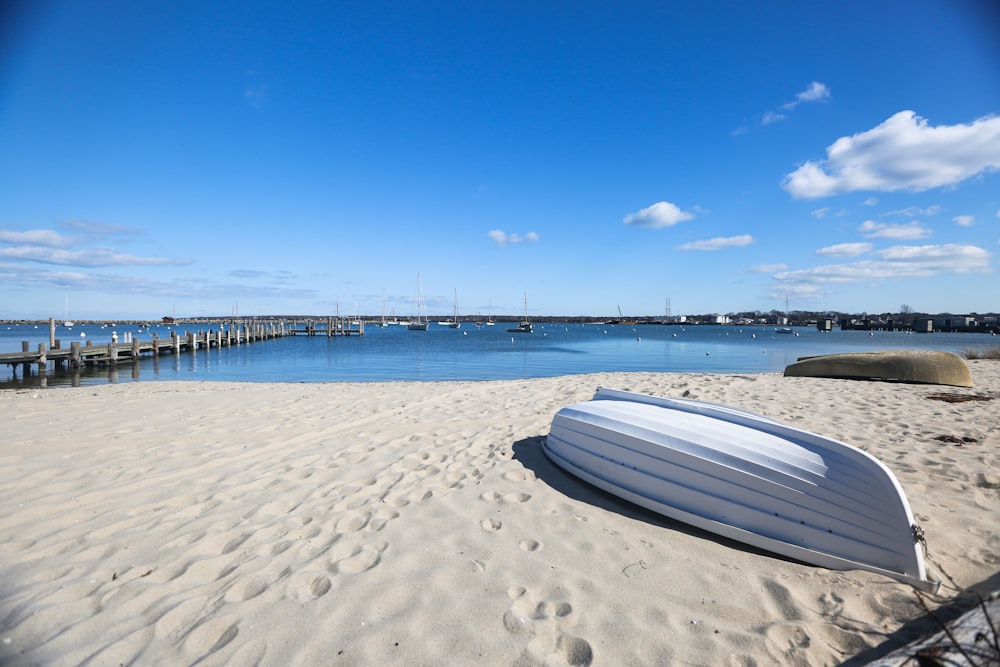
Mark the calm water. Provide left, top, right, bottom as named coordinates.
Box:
left=1, top=321, right=995, bottom=389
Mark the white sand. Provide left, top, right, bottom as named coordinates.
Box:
left=1, top=364, right=998, bottom=666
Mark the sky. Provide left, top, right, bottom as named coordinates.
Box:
left=2, top=1, right=999, bottom=320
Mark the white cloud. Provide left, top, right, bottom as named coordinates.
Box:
left=782, top=111, right=1000, bottom=198
left=748, top=263, right=788, bottom=273
left=0, top=261, right=314, bottom=299
left=862, top=197, right=879, bottom=206
left=0, top=246, right=189, bottom=267
left=0, top=220, right=190, bottom=269
left=857, top=220, right=931, bottom=240
left=816, top=242, right=873, bottom=258
left=811, top=207, right=830, bottom=219
left=622, top=201, right=695, bottom=229
left=488, top=229, right=540, bottom=248
left=882, top=205, right=941, bottom=217
left=757, top=82, right=830, bottom=128
left=61, top=219, right=137, bottom=237
left=0, top=229, right=77, bottom=246
left=774, top=243, right=991, bottom=287
left=783, top=81, right=831, bottom=109
left=676, top=234, right=754, bottom=251
left=953, top=215, right=974, bottom=227
left=762, top=111, right=786, bottom=125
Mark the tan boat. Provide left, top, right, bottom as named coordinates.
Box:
left=783, top=350, right=973, bottom=387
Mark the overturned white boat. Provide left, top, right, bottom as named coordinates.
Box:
left=544, top=388, right=939, bottom=592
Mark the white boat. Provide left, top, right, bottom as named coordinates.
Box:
left=544, top=388, right=938, bottom=591
left=448, top=289, right=460, bottom=328
left=407, top=274, right=429, bottom=331
left=63, top=295, right=74, bottom=327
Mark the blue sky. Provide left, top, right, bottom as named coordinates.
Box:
left=2, top=1, right=999, bottom=320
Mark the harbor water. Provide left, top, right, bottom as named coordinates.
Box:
left=1, top=321, right=995, bottom=389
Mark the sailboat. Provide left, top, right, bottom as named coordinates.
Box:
left=377, top=292, right=388, bottom=327
left=486, top=298, right=495, bottom=325
left=408, top=274, right=429, bottom=330
left=448, top=289, right=461, bottom=328
left=775, top=294, right=793, bottom=333
left=63, top=295, right=74, bottom=327
left=506, top=292, right=533, bottom=333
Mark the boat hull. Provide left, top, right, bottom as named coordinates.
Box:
left=544, top=388, right=937, bottom=591
left=783, top=349, right=973, bottom=387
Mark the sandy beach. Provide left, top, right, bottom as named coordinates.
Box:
left=1, top=364, right=998, bottom=666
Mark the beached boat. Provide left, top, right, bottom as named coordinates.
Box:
left=783, top=349, right=973, bottom=387
left=544, top=388, right=938, bottom=591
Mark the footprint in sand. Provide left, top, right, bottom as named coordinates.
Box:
left=328, top=540, right=387, bottom=574
left=369, top=508, right=399, bottom=531
left=479, top=491, right=531, bottom=505
left=518, top=539, right=542, bottom=552
left=286, top=571, right=333, bottom=602
left=502, top=586, right=592, bottom=665
left=480, top=518, right=503, bottom=532
left=502, top=470, right=536, bottom=482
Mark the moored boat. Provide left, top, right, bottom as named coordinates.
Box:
left=544, top=387, right=938, bottom=591
left=407, top=274, right=429, bottom=331
left=506, top=291, right=533, bottom=333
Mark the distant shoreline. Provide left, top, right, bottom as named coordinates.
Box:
left=4, top=315, right=999, bottom=335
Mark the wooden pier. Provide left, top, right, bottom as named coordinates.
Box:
left=1, top=317, right=364, bottom=381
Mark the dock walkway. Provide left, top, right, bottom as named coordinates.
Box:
left=1, top=318, right=364, bottom=380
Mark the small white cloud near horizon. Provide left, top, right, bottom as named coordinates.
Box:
left=0, top=246, right=190, bottom=267
left=748, top=263, right=788, bottom=273
left=953, top=215, right=974, bottom=227
left=488, top=229, right=540, bottom=248
left=0, top=229, right=78, bottom=247
left=773, top=243, right=991, bottom=289
left=816, top=242, right=874, bottom=258
left=0, top=220, right=188, bottom=268
left=622, top=201, right=695, bottom=229
left=858, top=220, right=931, bottom=240
left=676, top=234, right=754, bottom=251
left=782, top=111, right=1000, bottom=198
